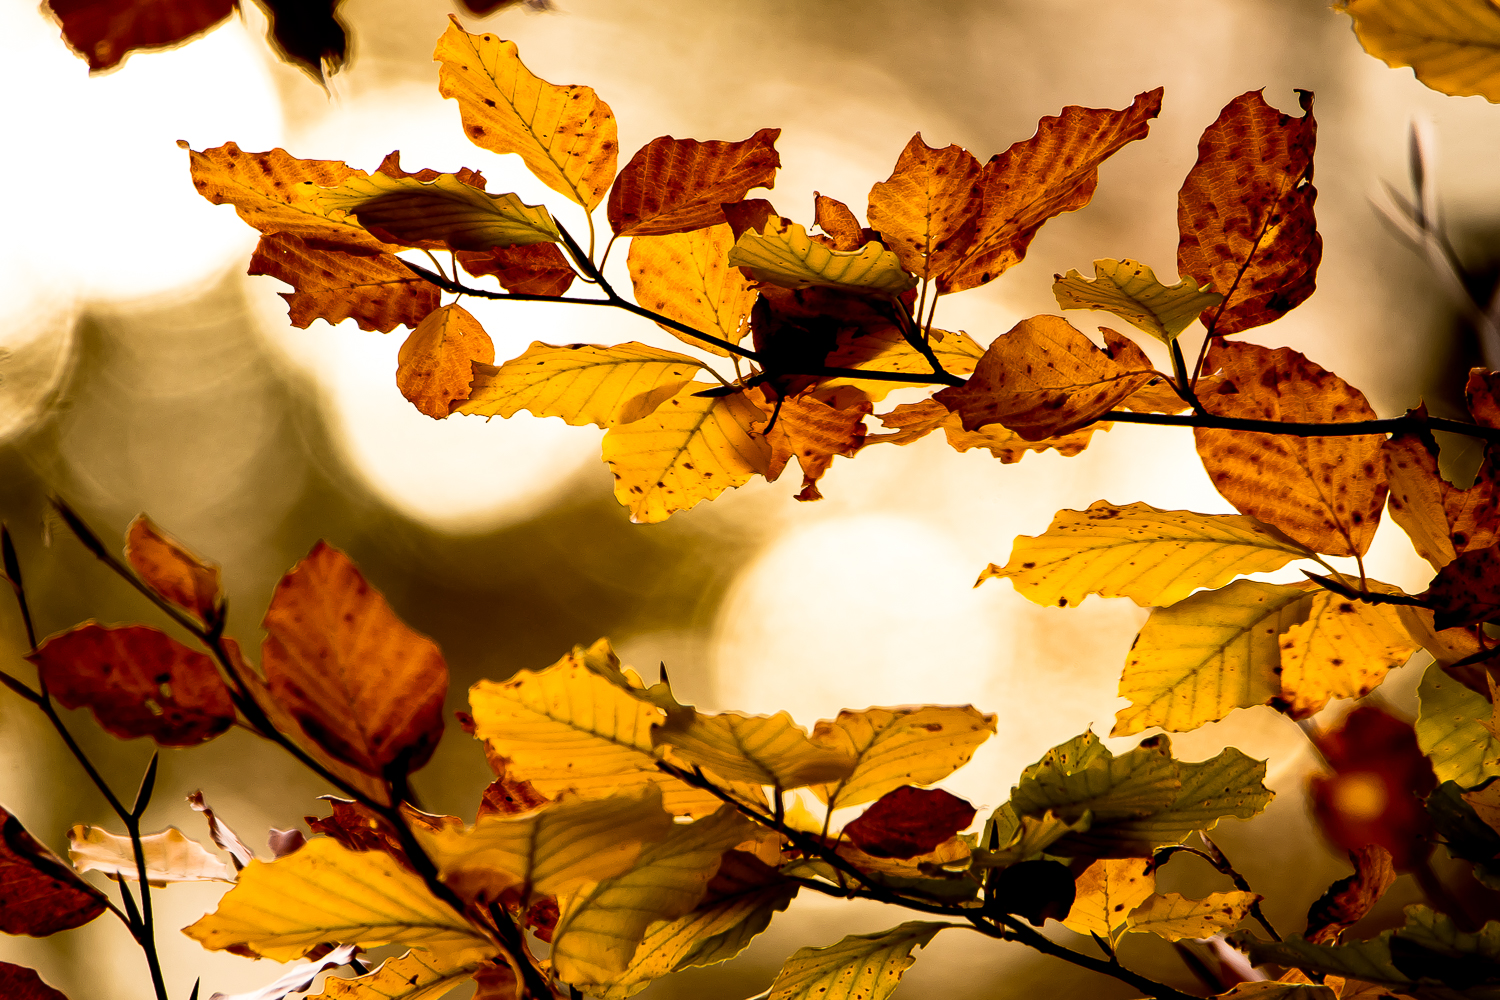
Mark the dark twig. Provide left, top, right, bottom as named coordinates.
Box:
left=1099, top=408, right=1500, bottom=446
left=1154, top=838, right=1280, bottom=942
left=1301, top=570, right=1429, bottom=609
left=1169, top=339, right=1205, bottom=416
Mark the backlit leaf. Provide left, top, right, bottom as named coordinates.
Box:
left=653, top=710, right=857, bottom=789
left=816, top=325, right=984, bottom=400
left=262, top=542, right=448, bottom=776
left=1052, top=258, right=1222, bottom=344
left=68, top=824, right=235, bottom=884
left=125, top=514, right=222, bottom=625
left=609, top=129, right=781, bottom=237
left=813, top=194, right=865, bottom=250
left=980, top=500, right=1315, bottom=609
left=184, top=837, right=494, bottom=963
left=843, top=786, right=976, bottom=860
left=1414, top=662, right=1500, bottom=789
left=1418, top=543, right=1500, bottom=630
left=0, top=963, right=68, bottom=1000
left=1213, top=985, right=1336, bottom=1000
left=939, top=89, right=1163, bottom=294
left=435, top=20, right=617, bottom=209
left=1178, top=90, right=1320, bottom=335
left=975, top=809, right=1090, bottom=871
left=1338, top=0, right=1500, bottom=102
left=1061, top=858, right=1155, bottom=945
left=310, top=949, right=488, bottom=999
left=1383, top=421, right=1500, bottom=571
left=456, top=243, right=576, bottom=297
left=767, top=922, right=950, bottom=1000
left=758, top=393, right=871, bottom=499
left=1305, top=845, right=1397, bottom=945
left=1112, top=580, right=1310, bottom=737
left=728, top=219, right=917, bottom=295
left=932, top=317, right=1157, bottom=439
left=396, top=304, right=495, bottom=419
left=28, top=623, right=234, bottom=746
left=810, top=705, right=996, bottom=811
left=249, top=233, right=440, bottom=334
left=866, top=135, right=981, bottom=281
left=1194, top=340, right=1388, bottom=557
left=627, top=224, right=756, bottom=356
left=866, top=400, right=1107, bottom=462
left=319, top=173, right=561, bottom=251
left=0, top=804, right=107, bottom=935
left=188, top=791, right=256, bottom=871
left=1276, top=584, right=1418, bottom=719
left=47, top=0, right=233, bottom=73
left=1125, top=890, right=1258, bottom=941
left=218, top=945, right=364, bottom=1000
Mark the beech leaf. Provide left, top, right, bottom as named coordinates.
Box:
left=609, top=129, right=782, bottom=237
left=319, top=173, right=562, bottom=251
left=1418, top=543, right=1500, bottom=630
left=817, top=326, right=985, bottom=401
left=866, top=134, right=981, bottom=281
left=203, top=944, right=359, bottom=1000
left=1126, top=890, right=1259, bottom=941
left=867, top=400, right=1107, bottom=462
left=188, top=791, right=256, bottom=870
left=0, top=963, right=69, bottom=1000
left=248, top=233, right=440, bottom=334
left=811, top=705, right=996, bottom=812
left=457, top=243, right=576, bottom=297
left=627, top=225, right=756, bottom=356
left=653, top=710, right=857, bottom=789
left=45, top=0, right=234, bottom=73
left=68, top=824, right=236, bottom=884
left=767, top=922, right=950, bottom=1000
left=1213, top=986, right=1337, bottom=1000
left=124, top=514, right=222, bottom=625
left=1414, top=662, right=1500, bottom=789
left=727, top=219, right=917, bottom=295
left=1338, top=0, right=1500, bottom=102
left=0, top=804, right=108, bottom=936
left=309, top=949, right=489, bottom=999
left=1305, top=845, right=1397, bottom=945
left=1383, top=420, right=1500, bottom=571
left=1052, top=258, right=1222, bottom=344
left=842, top=786, right=976, bottom=860
left=396, top=303, right=495, bottom=419
left=1276, top=583, right=1418, bottom=719
left=1061, top=858, right=1155, bottom=945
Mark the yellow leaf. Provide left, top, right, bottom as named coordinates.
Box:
left=1112, top=580, right=1311, bottom=737
left=866, top=400, right=1108, bottom=462
left=727, top=219, right=917, bottom=295
left=551, top=807, right=758, bottom=987
left=810, top=706, right=997, bottom=810
left=1277, top=584, right=1419, bottom=719
left=1415, top=662, right=1500, bottom=789
left=1125, top=890, right=1259, bottom=941
left=601, top=383, right=773, bottom=523
left=981, top=500, right=1315, bottom=609
left=397, top=304, right=495, bottom=419
left=655, top=709, right=857, bottom=789
left=627, top=225, right=756, bottom=357
left=311, top=948, right=487, bottom=999
left=318, top=172, right=561, bottom=251
left=182, top=837, right=493, bottom=963
left=1338, top=0, right=1500, bottom=102
left=1061, top=858, right=1155, bottom=945
left=68, top=825, right=234, bottom=884
left=1052, top=258, right=1222, bottom=344
left=434, top=20, right=618, bottom=209
left=768, top=922, right=950, bottom=1000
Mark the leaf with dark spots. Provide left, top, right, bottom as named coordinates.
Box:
left=813, top=193, right=866, bottom=251
left=1419, top=544, right=1500, bottom=630
left=843, top=786, right=977, bottom=859
left=0, top=805, right=108, bottom=936
left=457, top=242, right=576, bottom=297
left=249, top=232, right=442, bottom=333
left=1383, top=409, right=1500, bottom=571
left=124, top=513, right=223, bottom=626
left=608, top=128, right=782, bottom=237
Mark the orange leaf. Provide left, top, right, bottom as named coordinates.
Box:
left=866, top=399, right=1108, bottom=462
left=1383, top=415, right=1500, bottom=571
left=46, top=0, right=233, bottom=73
left=396, top=304, right=496, bottom=419
left=0, top=805, right=108, bottom=936
left=1304, top=845, right=1396, bottom=945
left=28, top=624, right=234, bottom=747
left=627, top=224, right=756, bottom=357
left=1468, top=369, right=1500, bottom=428
left=1194, top=340, right=1387, bottom=556
left=867, top=135, right=981, bottom=281
left=933, top=317, right=1156, bottom=439
left=608, top=129, right=782, bottom=237
left=1177, top=90, right=1320, bottom=335
left=813, top=193, right=865, bottom=251
left=249, top=233, right=441, bottom=334
left=1419, top=544, right=1500, bottom=630
left=457, top=243, right=576, bottom=297
left=261, top=542, right=449, bottom=776
left=125, top=514, right=222, bottom=626
left=759, top=394, right=871, bottom=500
left=938, top=89, right=1162, bottom=294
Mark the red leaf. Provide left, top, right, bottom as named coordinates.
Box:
left=0, top=805, right=107, bottom=936
left=124, top=514, right=222, bottom=626
left=1308, top=708, right=1435, bottom=871
left=1305, top=844, right=1397, bottom=945
left=457, top=243, right=577, bottom=297
left=45, top=0, right=233, bottom=73
left=608, top=129, right=782, bottom=237
left=0, top=963, right=69, bottom=1000
left=842, top=785, right=976, bottom=860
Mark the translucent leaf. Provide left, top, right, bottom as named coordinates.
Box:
left=767, top=922, right=950, bottom=1000
left=1276, top=583, right=1418, bottom=719
left=124, top=514, right=222, bottom=626
left=206, top=944, right=358, bottom=1000
left=609, top=130, right=781, bottom=237
left=628, top=225, right=756, bottom=357
left=653, top=710, right=856, bottom=789
left=457, top=243, right=576, bottom=298
left=1338, top=0, right=1500, bottom=102
left=727, top=219, right=916, bottom=295
left=310, top=949, right=487, bottom=999
left=1418, top=544, right=1500, bottom=630
left=1125, top=890, right=1259, bottom=941
left=1061, top=858, right=1154, bottom=945
left=68, top=824, right=235, bottom=884
left=1414, top=662, right=1500, bottom=789
left=810, top=706, right=996, bottom=811
left=1052, top=258, right=1222, bottom=344
left=319, top=173, right=561, bottom=251
left=248, top=233, right=440, bottom=334
left=866, top=135, right=981, bottom=281
left=1383, top=421, right=1500, bottom=571
left=866, top=400, right=1108, bottom=463
left=1305, top=845, right=1396, bottom=945
left=396, top=304, right=494, bottom=419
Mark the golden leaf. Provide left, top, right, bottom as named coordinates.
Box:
left=1383, top=422, right=1500, bottom=570
left=810, top=706, right=997, bottom=811
left=1125, top=890, right=1259, bottom=941
left=767, top=922, right=950, bottom=1000
left=397, top=304, right=495, bottom=419
left=627, top=225, right=756, bottom=356
left=727, top=219, right=917, bottom=295
left=867, top=399, right=1108, bottom=462
left=1052, top=258, right=1222, bottom=344
left=1338, top=0, right=1500, bottom=102
left=866, top=135, right=981, bottom=281
left=653, top=710, right=857, bottom=789
left=1276, top=584, right=1419, bottom=719
left=311, top=948, right=487, bottom=999
left=1061, top=858, right=1155, bottom=945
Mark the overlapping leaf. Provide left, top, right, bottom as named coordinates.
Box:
left=124, top=514, right=222, bottom=625
left=810, top=706, right=995, bottom=811
left=396, top=304, right=495, bottom=419
left=1339, top=0, right=1500, bottom=102
left=867, top=400, right=1107, bottom=462
left=759, top=393, right=871, bottom=500
left=1126, top=890, right=1259, bottom=941
left=67, top=824, right=235, bottom=883
left=319, top=173, right=561, bottom=251
left=1414, top=663, right=1500, bottom=789
left=0, top=805, right=107, bottom=935
left=866, top=135, right=981, bottom=281
left=728, top=219, right=917, bottom=295
left=1305, top=845, right=1397, bottom=945
left=843, top=787, right=976, bottom=860
left=1212, top=985, right=1336, bottom=1000
left=457, top=243, right=576, bottom=297
left=628, top=225, right=756, bottom=357
left=609, top=129, right=781, bottom=237
left=1418, top=543, right=1500, bottom=630
left=767, top=922, right=949, bottom=1000
left=817, top=325, right=984, bottom=399
left=1061, top=858, right=1155, bottom=944
left=311, top=949, right=489, bottom=999
left=653, top=710, right=856, bottom=789
left=1277, top=584, right=1418, bottom=719
left=1052, top=258, right=1222, bottom=344
left=249, top=233, right=440, bottom=334
left=0, top=963, right=68, bottom=1000
left=1383, top=422, right=1500, bottom=571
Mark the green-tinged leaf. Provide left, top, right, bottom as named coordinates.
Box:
left=1112, top=580, right=1310, bottom=737
left=653, top=710, right=856, bottom=789
left=318, top=173, right=560, bottom=251
left=981, top=501, right=1315, bottom=609
left=810, top=706, right=997, bottom=811
left=311, top=948, right=487, bottom=999
left=67, top=825, right=235, bottom=884
left=727, top=220, right=917, bottom=295
left=1061, top=858, right=1155, bottom=946
left=1415, top=663, right=1500, bottom=789
left=1338, top=0, right=1500, bottom=102
left=1230, top=929, right=1407, bottom=986
left=1052, top=258, right=1222, bottom=343
left=768, top=922, right=951, bottom=1000
left=1124, top=890, right=1259, bottom=941
left=1425, top=783, right=1500, bottom=889
left=972, top=808, right=1090, bottom=870
left=183, top=837, right=494, bottom=963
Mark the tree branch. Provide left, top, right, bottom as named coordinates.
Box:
left=1100, top=408, right=1500, bottom=445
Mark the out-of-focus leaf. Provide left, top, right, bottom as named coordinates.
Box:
left=985, top=858, right=1076, bottom=925
left=68, top=824, right=235, bottom=884
left=254, top=0, right=348, bottom=84
left=627, top=225, right=756, bottom=357
left=28, top=623, right=234, bottom=747
left=811, top=706, right=995, bottom=812
left=1306, top=846, right=1397, bottom=945
left=1311, top=708, right=1436, bottom=871
left=249, top=233, right=440, bottom=334
left=0, top=805, right=107, bottom=935
left=1419, top=543, right=1500, bottom=630
left=125, top=514, right=221, bottom=625
left=45, top=0, right=233, bottom=73
left=1125, top=890, right=1258, bottom=941
left=866, top=135, right=981, bottom=281
left=1414, top=662, right=1500, bottom=789
left=728, top=219, right=916, bottom=295
left=188, top=791, right=256, bottom=870
left=1383, top=419, right=1500, bottom=571
left=609, top=129, right=781, bottom=237
left=1052, top=258, right=1222, bottom=344
left=319, top=173, right=561, bottom=251
left=457, top=243, right=576, bottom=297
left=1338, top=0, right=1500, bottom=102
left=654, top=709, right=856, bottom=789
left=842, top=787, right=976, bottom=860
left=207, top=943, right=358, bottom=1000
left=0, top=963, right=69, bottom=1000
left=309, top=948, right=488, bottom=999
left=396, top=304, right=494, bottom=419
left=767, top=922, right=950, bottom=1000
left=1061, top=858, right=1155, bottom=945
left=1277, top=584, right=1418, bottom=719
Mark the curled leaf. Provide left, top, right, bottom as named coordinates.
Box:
left=319, top=173, right=561, bottom=251
left=1052, top=258, right=1221, bottom=344
left=396, top=303, right=495, bottom=419
left=67, top=824, right=235, bottom=884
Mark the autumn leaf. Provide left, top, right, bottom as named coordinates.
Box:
left=1213, top=985, right=1337, bottom=1000
left=211, top=945, right=361, bottom=1000
left=28, top=623, right=235, bottom=746
left=1276, top=584, right=1418, bottom=719
left=1305, top=845, right=1397, bottom=945
left=124, top=514, right=222, bottom=625
left=0, top=805, right=108, bottom=935
left=728, top=219, right=917, bottom=295
left=67, top=824, right=235, bottom=884
left=817, top=325, right=984, bottom=400
left=261, top=541, right=449, bottom=776
left=980, top=500, right=1315, bottom=609
left=1112, top=580, right=1311, bottom=737
left=1310, top=707, right=1435, bottom=870
left=938, top=89, right=1162, bottom=294
left=318, top=173, right=562, bottom=251
left=977, top=808, right=1089, bottom=870
left=652, top=709, right=857, bottom=789
left=1195, top=340, right=1388, bottom=557
left=1383, top=419, right=1500, bottom=571
left=758, top=393, right=871, bottom=499
left=248, top=233, right=439, bottom=334
left=188, top=791, right=256, bottom=871
left=810, top=706, right=995, bottom=812
left=1338, top=0, right=1500, bottom=102
left=813, top=194, right=866, bottom=250
left=435, top=19, right=618, bottom=209
left=1414, top=662, right=1500, bottom=789
left=932, top=317, right=1157, bottom=439
left=1061, top=858, right=1155, bottom=945
left=866, top=135, right=981, bottom=281
left=310, top=948, right=489, bottom=999
left=1126, top=890, right=1259, bottom=941
left=457, top=243, right=577, bottom=297
left=396, top=304, right=495, bottom=419
left=183, top=836, right=495, bottom=963
left=1178, top=90, right=1319, bottom=335
left=627, top=224, right=756, bottom=356
left=1419, top=543, right=1500, bottom=630
left=608, top=129, right=781, bottom=237
left=1052, top=258, right=1222, bottom=344
left=866, top=400, right=1107, bottom=462
left=0, top=963, right=69, bottom=1000
left=842, top=786, right=976, bottom=860
left=46, top=0, right=234, bottom=73
left=767, top=922, right=950, bottom=1000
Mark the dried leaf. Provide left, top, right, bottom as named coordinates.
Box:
left=188, top=791, right=257, bottom=870
left=1414, top=662, right=1500, bottom=789
left=1383, top=419, right=1500, bottom=571
left=1276, top=584, right=1418, bottom=719
left=867, top=400, right=1107, bottom=461
left=609, top=129, right=781, bottom=237
left=1213, top=983, right=1336, bottom=1000
left=816, top=324, right=984, bottom=400
left=759, top=393, right=871, bottom=497
left=254, top=0, right=347, bottom=84
left=68, top=824, right=235, bottom=883
left=1126, top=890, right=1259, bottom=941
left=309, top=948, right=488, bottom=999
left=1306, top=845, right=1397, bottom=945
left=627, top=225, right=756, bottom=356
left=1338, top=0, right=1500, bottom=102
left=456, top=243, right=576, bottom=297
left=767, top=922, right=949, bottom=1000
left=124, top=514, right=222, bottom=625
left=0, top=805, right=107, bottom=935
left=319, top=173, right=561, bottom=251
left=653, top=710, right=857, bottom=789
left=396, top=304, right=495, bottom=419
left=1061, top=858, right=1155, bottom=945
left=842, top=786, right=976, bottom=860
left=46, top=0, right=234, bottom=73
left=249, top=233, right=440, bottom=334
left=477, top=771, right=550, bottom=821
left=811, top=705, right=996, bottom=811
left=206, top=944, right=359, bottom=1000
left=728, top=219, right=917, bottom=295
left=0, top=963, right=69, bottom=1000
left=1052, top=258, right=1222, bottom=344
left=1418, top=543, right=1500, bottom=630
left=866, top=135, right=981, bottom=281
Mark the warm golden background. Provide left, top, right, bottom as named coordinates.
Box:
left=1, top=1, right=1497, bottom=996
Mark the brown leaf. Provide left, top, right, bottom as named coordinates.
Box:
left=125, top=514, right=222, bottom=626
left=1383, top=414, right=1500, bottom=571
left=306, top=798, right=409, bottom=868
left=1419, top=544, right=1500, bottom=630
left=248, top=233, right=440, bottom=334
left=865, top=399, right=1109, bottom=463
left=0, top=805, right=107, bottom=936
left=722, top=199, right=783, bottom=242
left=938, top=89, right=1163, bottom=294
left=867, top=135, right=981, bottom=281
left=188, top=791, right=256, bottom=870
left=1194, top=340, right=1387, bottom=557
left=814, top=193, right=866, bottom=251
left=608, top=128, right=782, bottom=237
left=0, top=963, right=69, bottom=1000
left=933, top=317, right=1156, bottom=439
left=262, top=541, right=449, bottom=776
left=1468, top=369, right=1500, bottom=429
left=842, top=786, right=976, bottom=860
left=396, top=304, right=496, bottom=419
left=376, top=150, right=487, bottom=190
left=457, top=243, right=576, bottom=297
left=473, top=960, right=521, bottom=1000
left=1393, top=605, right=1491, bottom=692
left=759, top=394, right=871, bottom=499
left=1177, top=90, right=1320, bottom=335
left=28, top=624, right=234, bottom=746
left=45, top=0, right=233, bottom=73
left=477, top=770, right=550, bottom=820
left=1304, top=845, right=1396, bottom=945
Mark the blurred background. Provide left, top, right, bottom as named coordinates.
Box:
left=1, top=0, right=1498, bottom=996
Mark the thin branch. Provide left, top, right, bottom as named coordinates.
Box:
left=967, top=913, right=1202, bottom=1000
left=1099, top=408, right=1500, bottom=445
left=1301, top=570, right=1428, bottom=609
left=1154, top=838, right=1280, bottom=942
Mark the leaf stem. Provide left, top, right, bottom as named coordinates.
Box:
left=1169, top=339, right=1204, bottom=415
left=1154, top=837, right=1280, bottom=942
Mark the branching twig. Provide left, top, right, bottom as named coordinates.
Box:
left=1153, top=838, right=1280, bottom=942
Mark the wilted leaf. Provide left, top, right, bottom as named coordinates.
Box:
left=1061, top=858, right=1155, bottom=945
left=728, top=219, right=917, bottom=295
left=69, top=824, right=234, bottom=884
left=1125, top=890, right=1258, bottom=941
left=981, top=500, right=1314, bottom=609
left=1414, top=662, right=1500, bottom=789
left=208, top=944, right=360, bottom=1000
left=1052, top=258, right=1222, bottom=344
left=0, top=805, right=107, bottom=935
left=1112, top=580, right=1310, bottom=737
left=939, top=89, right=1163, bottom=294
left=0, top=963, right=69, bottom=1000
left=627, top=225, right=756, bottom=356
left=1383, top=421, right=1500, bottom=571
left=1276, top=584, right=1418, bottom=719
left=248, top=233, right=439, bottom=334
left=1178, top=90, right=1320, bottom=335
left=457, top=243, right=576, bottom=297
left=305, top=798, right=408, bottom=865
left=654, top=710, right=856, bottom=789
left=435, top=20, right=617, bottom=209
left=184, top=837, right=493, bottom=963
left=188, top=791, right=256, bottom=870
left=933, top=317, right=1156, bottom=439
left=1419, top=543, right=1500, bottom=630
left=866, top=135, right=981, bottom=281
left=609, top=129, right=781, bottom=237
left=842, top=786, right=975, bottom=860
left=46, top=0, right=234, bottom=73
left=768, top=922, right=950, bottom=1000
left=310, top=948, right=487, bottom=999
left=1194, top=340, right=1387, bottom=557
left=319, top=173, right=561, bottom=251
left=125, top=514, right=222, bottom=625
left=28, top=623, right=234, bottom=746
left=1306, top=845, right=1397, bottom=945
left=396, top=304, right=495, bottom=419
left=811, top=705, right=996, bottom=812
left=262, top=542, right=449, bottom=776
left=1338, top=0, right=1500, bottom=102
